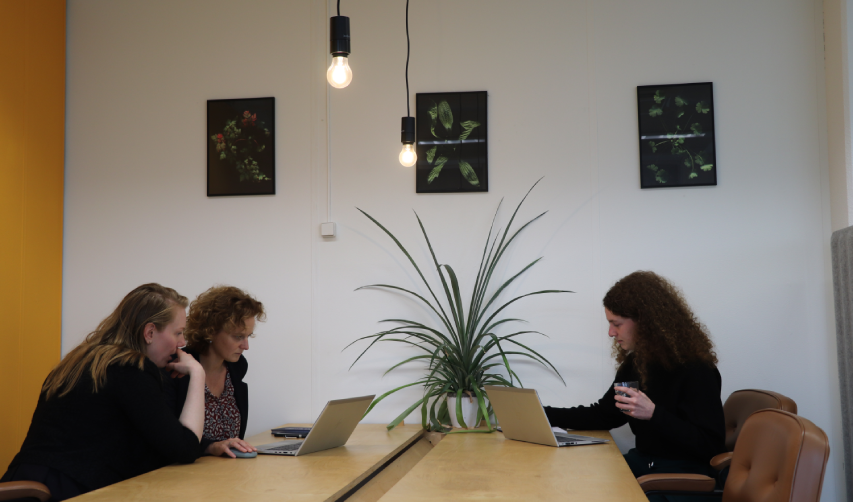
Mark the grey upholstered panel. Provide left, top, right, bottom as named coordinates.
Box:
left=831, top=226, right=853, bottom=502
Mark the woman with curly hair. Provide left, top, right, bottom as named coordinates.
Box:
left=545, top=271, right=725, bottom=483
left=166, top=285, right=266, bottom=458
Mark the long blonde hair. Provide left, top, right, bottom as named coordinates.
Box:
left=42, top=283, right=188, bottom=400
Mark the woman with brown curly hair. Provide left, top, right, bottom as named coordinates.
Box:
left=166, top=285, right=266, bottom=458
left=545, top=271, right=725, bottom=484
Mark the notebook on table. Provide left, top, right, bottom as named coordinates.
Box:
left=485, top=385, right=609, bottom=447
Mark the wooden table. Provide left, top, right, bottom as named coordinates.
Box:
left=70, top=427, right=646, bottom=501
left=72, top=424, right=426, bottom=502
left=376, top=430, right=648, bottom=502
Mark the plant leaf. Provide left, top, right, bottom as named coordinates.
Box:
left=440, top=264, right=467, bottom=346
left=473, top=387, right=492, bottom=431
left=387, top=396, right=426, bottom=430
left=354, top=209, right=456, bottom=332
left=700, top=164, right=714, bottom=171
left=649, top=106, right=662, bottom=117
left=426, top=146, right=437, bottom=164
left=438, top=101, right=453, bottom=132
left=428, top=157, right=448, bottom=184
left=458, top=161, right=480, bottom=186
left=455, top=389, right=468, bottom=428
left=458, top=120, right=480, bottom=141
left=362, top=380, right=429, bottom=419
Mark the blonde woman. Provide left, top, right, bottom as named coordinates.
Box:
left=166, top=286, right=265, bottom=458
left=1, top=284, right=205, bottom=501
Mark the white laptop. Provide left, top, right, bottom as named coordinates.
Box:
left=256, top=395, right=374, bottom=456
left=485, top=386, right=609, bottom=447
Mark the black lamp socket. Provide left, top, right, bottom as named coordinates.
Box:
left=401, top=117, right=416, bottom=144
left=330, top=16, right=350, bottom=56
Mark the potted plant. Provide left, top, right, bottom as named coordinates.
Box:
left=346, top=181, right=569, bottom=432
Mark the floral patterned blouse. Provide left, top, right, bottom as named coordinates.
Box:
left=202, top=370, right=241, bottom=442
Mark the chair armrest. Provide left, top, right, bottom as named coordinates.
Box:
left=636, top=473, right=716, bottom=493
left=710, top=452, right=733, bottom=470
left=0, top=481, right=52, bottom=502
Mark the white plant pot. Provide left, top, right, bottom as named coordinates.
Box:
left=446, top=393, right=482, bottom=429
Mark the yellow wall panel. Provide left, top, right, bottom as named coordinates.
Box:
left=0, top=0, right=65, bottom=470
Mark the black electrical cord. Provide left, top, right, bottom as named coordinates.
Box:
left=337, top=0, right=341, bottom=17
left=405, top=0, right=410, bottom=117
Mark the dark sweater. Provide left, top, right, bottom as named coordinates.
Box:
left=6, top=359, right=200, bottom=493
left=544, top=354, right=725, bottom=463
left=163, top=349, right=248, bottom=456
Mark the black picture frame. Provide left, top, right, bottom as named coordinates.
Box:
left=416, top=91, right=488, bottom=193
left=637, top=82, right=717, bottom=189
left=207, top=97, right=275, bottom=197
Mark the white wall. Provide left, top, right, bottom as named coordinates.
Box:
left=64, top=0, right=844, bottom=499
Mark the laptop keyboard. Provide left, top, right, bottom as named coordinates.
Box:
left=269, top=443, right=301, bottom=452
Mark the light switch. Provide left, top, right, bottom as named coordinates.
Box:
left=320, top=222, right=336, bottom=237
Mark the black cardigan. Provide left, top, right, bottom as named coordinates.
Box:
left=544, top=353, right=725, bottom=463
left=5, top=359, right=199, bottom=494
left=163, top=349, right=249, bottom=456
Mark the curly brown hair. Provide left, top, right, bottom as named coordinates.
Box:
left=603, top=271, right=717, bottom=385
left=185, top=286, right=266, bottom=352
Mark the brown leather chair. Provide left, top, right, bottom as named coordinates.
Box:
left=711, top=389, right=797, bottom=471
left=0, top=481, right=51, bottom=502
left=638, top=409, right=830, bottom=502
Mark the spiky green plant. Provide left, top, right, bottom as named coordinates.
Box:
left=345, top=181, right=571, bottom=433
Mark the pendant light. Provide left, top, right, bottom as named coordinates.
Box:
left=400, top=117, right=416, bottom=167
left=327, top=0, right=352, bottom=89
left=399, top=0, right=416, bottom=166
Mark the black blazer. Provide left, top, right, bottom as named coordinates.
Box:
left=6, top=359, right=199, bottom=495
left=164, top=349, right=249, bottom=456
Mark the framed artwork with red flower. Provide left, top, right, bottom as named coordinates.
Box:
left=207, top=97, right=275, bottom=196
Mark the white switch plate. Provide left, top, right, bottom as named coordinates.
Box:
left=320, top=222, right=336, bottom=237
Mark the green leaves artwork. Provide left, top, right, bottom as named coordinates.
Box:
left=207, top=97, right=275, bottom=196
left=416, top=91, right=488, bottom=193
left=637, top=83, right=717, bottom=188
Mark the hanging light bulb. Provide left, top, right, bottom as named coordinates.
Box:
left=327, top=56, right=352, bottom=89
left=400, top=117, right=416, bottom=167
left=399, top=144, right=417, bottom=167
left=398, top=0, right=416, bottom=167
left=327, top=15, right=352, bottom=88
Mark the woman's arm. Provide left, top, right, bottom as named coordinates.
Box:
left=544, top=389, right=629, bottom=430
left=165, top=350, right=205, bottom=439
left=543, top=360, right=635, bottom=430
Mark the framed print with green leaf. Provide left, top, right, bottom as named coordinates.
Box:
left=207, top=97, right=275, bottom=196
left=416, top=91, right=487, bottom=193
left=637, top=82, right=717, bottom=189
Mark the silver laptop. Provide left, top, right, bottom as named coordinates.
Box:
left=256, top=395, right=374, bottom=456
left=485, top=386, right=609, bottom=447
